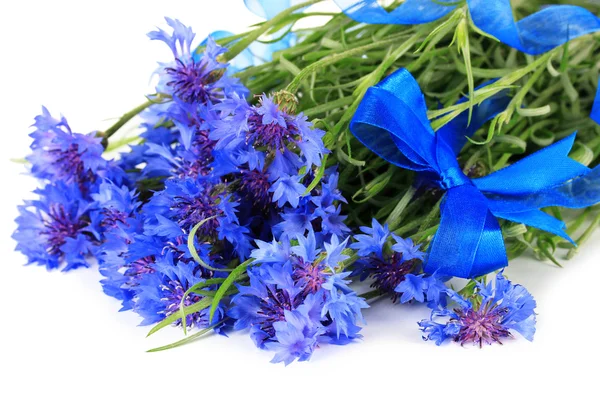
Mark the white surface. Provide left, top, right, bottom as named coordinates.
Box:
left=1, top=1, right=599, bottom=399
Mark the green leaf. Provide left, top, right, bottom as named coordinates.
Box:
left=187, top=217, right=233, bottom=272
left=146, top=297, right=212, bottom=337
left=209, top=258, right=253, bottom=323
left=147, top=321, right=225, bottom=352
left=303, top=154, right=329, bottom=195
left=178, top=277, right=226, bottom=336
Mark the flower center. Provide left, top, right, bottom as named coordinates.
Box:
left=257, top=286, right=300, bottom=340
left=239, top=168, right=272, bottom=207
left=247, top=112, right=297, bottom=150
left=42, top=204, right=87, bottom=255
left=165, top=59, right=214, bottom=104
left=292, top=259, right=325, bottom=296
left=172, top=190, right=221, bottom=234
left=371, top=253, right=416, bottom=301
left=101, top=208, right=129, bottom=230
left=454, top=305, right=511, bottom=347
left=176, top=129, right=215, bottom=178
left=161, top=279, right=204, bottom=328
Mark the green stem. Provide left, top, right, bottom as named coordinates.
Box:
left=285, top=30, right=420, bottom=94
left=359, top=289, right=385, bottom=301
left=98, top=97, right=160, bottom=146
left=428, top=49, right=557, bottom=130
left=303, top=96, right=355, bottom=117
left=223, top=0, right=324, bottom=62
left=386, top=186, right=417, bottom=231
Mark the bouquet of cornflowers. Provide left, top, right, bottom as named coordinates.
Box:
left=12, top=0, right=600, bottom=364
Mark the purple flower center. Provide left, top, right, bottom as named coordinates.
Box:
left=247, top=112, right=297, bottom=151
left=453, top=304, right=511, bottom=347
left=160, top=279, right=205, bottom=328
left=257, top=286, right=301, bottom=339
left=239, top=168, right=272, bottom=207
left=101, top=208, right=129, bottom=230
left=49, top=143, right=95, bottom=190
left=165, top=59, right=215, bottom=104
left=176, top=130, right=215, bottom=178
left=42, top=204, right=88, bottom=255
left=293, top=259, right=325, bottom=296
left=124, top=256, right=155, bottom=283
left=371, top=253, right=417, bottom=302
left=172, top=190, right=221, bottom=235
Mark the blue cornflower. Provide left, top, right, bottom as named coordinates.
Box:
left=351, top=219, right=427, bottom=301
left=149, top=18, right=247, bottom=104
left=311, top=169, right=346, bottom=209
left=91, top=180, right=141, bottom=233
left=314, top=204, right=351, bottom=237
left=272, top=197, right=316, bottom=238
left=208, top=94, right=326, bottom=208
left=144, top=177, right=226, bottom=235
left=350, top=218, right=390, bottom=258
left=271, top=171, right=350, bottom=240
left=27, top=107, right=111, bottom=193
left=90, top=181, right=145, bottom=302
left=264, top=305, right=323, bottom=365
left=143, top=177, right=251, bottom=261
left=13, top=182, right=99, bottom=271
left=419, top=273, right=537, bottom=347
left=391, top=234, right=425, bottom=261
left=230, top=232, right=367, bottom=364
left=132, top=253, right=224, bottom=327
left=143, top=104, right=217, bottom=179
left=270, top=174, right=306, bottom=208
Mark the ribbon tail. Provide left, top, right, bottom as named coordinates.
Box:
left=468, top=0, right=600, bottom=55
left=474, top=133, right=590, bottom=196
left=333, top=0, right=455, bottom=25
left=495, top=209, right=573, bottom=244
left=592, top=81, right=600, bottom=125
left=424, top=186, right=507, bottom=279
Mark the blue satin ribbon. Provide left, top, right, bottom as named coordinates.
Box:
left=350, top=68, right=600, bottom=279
left=333, top=0, right=600, bottom=55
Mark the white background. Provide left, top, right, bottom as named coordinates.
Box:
left=1, top=1, right=599, bottom=399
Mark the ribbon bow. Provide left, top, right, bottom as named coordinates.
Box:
left=350, top=68, right=600, bottom=278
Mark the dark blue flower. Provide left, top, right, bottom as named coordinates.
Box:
left=264, top=306, right=323, bottom=365
left=351, top=219, right=428, bottom=302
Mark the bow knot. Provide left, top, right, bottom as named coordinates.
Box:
left=349, top=68, right=600, bottom=279
left=440, top=167, right=471, bottom=190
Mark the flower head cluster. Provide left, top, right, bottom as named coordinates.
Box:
left=229, top=232, right=367, bottom=365
left=81, top=19, right=340, bottom=329
left=14, top=107, right=126, bottom=271
left=419, top=273, right=537, bottom=346
left=209, top=94, right=327, bottom=207
left=13, top=15, right=541, bottom=361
